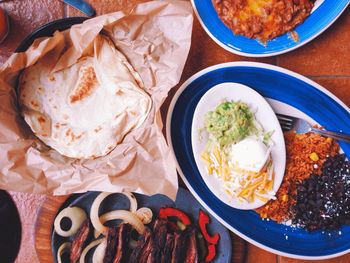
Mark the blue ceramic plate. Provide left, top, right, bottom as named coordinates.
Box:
left=51, top=188, right=232, bottom=263
left=191, top=0, right=350, bottom=57
left=166, top=62, right=350, bottom=259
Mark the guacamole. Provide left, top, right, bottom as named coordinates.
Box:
left=204, top=101, right=257, bottom=146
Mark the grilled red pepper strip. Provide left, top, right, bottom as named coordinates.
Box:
left=198, top=210, right=220, bottom=244
left=205, top=244, right=216, bottom=262
left=159, top=207, right=191, bottom=225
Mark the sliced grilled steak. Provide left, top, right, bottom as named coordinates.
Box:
left=161, top=233, right=174, bottom=263
left=152, top=219, right=168, bottom=262
left=196, top=234, right=207, bottom=262
left=70, top=219, right=90, bottom=263
left=171, top=230, right=189, bottom=263
left=113, top=224, right=131, bottom=263
left=129, top=229, right=155, bottom=263
left=129, top=239, right=143, bottom=263
left=103, top=227, right=118, bottom=263
left=184, top=228, right=198, bottom=263
left=139, top=230, right=155, bottom=263
left=129, top=237, right=143, bottom=263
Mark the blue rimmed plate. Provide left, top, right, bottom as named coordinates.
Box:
left=191, top=0, right=349, bottom=57
left=166, top=62, right=350, bottom=259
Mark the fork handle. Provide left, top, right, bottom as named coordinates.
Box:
left=311, top=127, right=350, bottom=143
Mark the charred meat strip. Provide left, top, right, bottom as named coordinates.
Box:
left=129, top=229, right=155, bottom=263
left=113, top=224, right=131, bottom=263
left=184, top=228, right=198, bottom=263
left=139, top=230, right=155, bottom=263
left=152, top=219, right=168, bottom=262
left=171, top=230, right=190, bottom=263
left=196, top=234, right=208, bottom=262
left=161, top=234, right=174, bottom=263
left=129, top=235, right=144, bottom=263
left=103, top=227, right=118, bottom=263
left=70, top=219, right=90, bottom=263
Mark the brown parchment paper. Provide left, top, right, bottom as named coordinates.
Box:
left=0, top=0, right=193, bottom=199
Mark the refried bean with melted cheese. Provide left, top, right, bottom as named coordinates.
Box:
left=213, top=0, right=315, bottom=42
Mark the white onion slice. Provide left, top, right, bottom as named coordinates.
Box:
left=123, top=191, right=138, bottom=212
left=57, top=242, right=71, bottom=263
left=94, top=228, right=102, bottom=239
left=92, top=239, right=107, bottom=263
left=99, top=210, right=145, bottom=234
left=90, top=192, right=113, bottom=235
left=79, top=238, right=105, bottom=263
left=90, top=192, right=138, bottom=235
left=54, top=207, right=87, bottom=237
left=135, top=207, right=153, bottom=224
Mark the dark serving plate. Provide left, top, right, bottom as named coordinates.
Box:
left=0, top=191, right=21, bottom=263
left=15, top=17, right=88, bottom=53
left=51, top=188, right=232, bottom=263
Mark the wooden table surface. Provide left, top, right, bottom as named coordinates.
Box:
left=0, top=0, right=350, bottom=263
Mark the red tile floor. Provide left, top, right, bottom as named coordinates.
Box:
left=0, top=0, right=350, bottom=262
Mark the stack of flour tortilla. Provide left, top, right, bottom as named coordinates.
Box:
left=19, top=35, right=152, bottom=159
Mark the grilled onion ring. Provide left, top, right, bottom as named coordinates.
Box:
left=135, top=207, right=153, bottom=224
left=54, top=207, right=87, bottom=237
left=79, top=238, right=105, bottom=263
left=57, top=242, right=71, bottom=263
left=92, top=239, right=107, bottom=263
left=100, top=210, right=145, bottom=234
left=90, top=192, right=138, bottom=235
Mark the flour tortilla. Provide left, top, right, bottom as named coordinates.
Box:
left=19, top=35, right=152, bottom=159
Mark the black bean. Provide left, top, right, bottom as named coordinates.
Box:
left=292, top=154, right=350, bottom=231
left=315, top=185, right=319, bottom=192
left=324, top=162, right=330, bottom=168
left=316, top=199, right=323, bottom=207
left=309, top=200, right=316, bottom=207
left=298, top=185, right=306, bottom=192
left=308, top=184, right=314, bottom=192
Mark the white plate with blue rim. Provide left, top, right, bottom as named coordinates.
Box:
left=166, top=61, right=350, bottom=259
left=191, top=0, right=350, bottom=57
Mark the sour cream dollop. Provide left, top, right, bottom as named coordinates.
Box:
left=230, top=137, right=270, bottom=173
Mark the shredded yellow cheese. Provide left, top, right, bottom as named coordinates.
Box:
left=201, top=143, right=275, bottom=203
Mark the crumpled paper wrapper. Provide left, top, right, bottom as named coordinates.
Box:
left=0, top=0, right=193, bottom=199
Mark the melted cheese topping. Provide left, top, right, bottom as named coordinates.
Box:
left=214, top=0, right=314, bottom=41
left=247, top=0, right=272, bottom=15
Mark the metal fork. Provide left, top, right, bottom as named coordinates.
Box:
left=276, top=113, right=350, bottom=143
